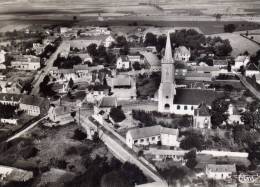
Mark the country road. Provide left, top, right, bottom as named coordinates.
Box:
left=235, top=72, right=260, bottom=100
left=31, top=41, right=68, bottom=95
left=77, top=114, right=163, bottom=183
left=6, top=116, right=47, bottom=142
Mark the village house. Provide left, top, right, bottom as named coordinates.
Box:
left=86, top=86, right=110, bottom=104
left=127, top=54, right=144, bottom=64
left=126, top=125, right=179, bottom=149
left=5, top=81, right=23, bottom=94
left=110, top=74, right=136, bottom=100
left=70, top=52, right=93, bottom=63
left=0, top=94, right=49, bottom=116
left=213, top=59, right=228, bottom=68
left=0, top=50, right=6, bottom=64
left=226, top=104, right=243, bottom=124
left=11, top=55, right=40, bottom=71
left=233, top=55, right=250, bottom=70
left=205, top=164, right=236, bottom=180
left=174, top=46, right=191, bottom=62
left=20, top=95, right=49, bottom=116
left=140, top=51, right=161, bottom=72
left=116, top=55, right=131, bottom=70
left=193, top=102, right=211, bottom=129
left=0, top=165, right=33, bottom=183
left=48, top=105, right=74, bottom=125
left=93, top=96, right=117, bottom=125
left=42, top=36, right=56, bottom=46
left=144, top=148, right=188, bottom=162
left=33, top=43, right=45, bottom=55
left=245, top=63, right=260, bottom=77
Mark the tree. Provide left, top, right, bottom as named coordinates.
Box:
left=213, top=39, right=232, bottom=56
left=227, top=62, right=231, bottom=72
left=132, top=61, right=141, bottom=71
left=109, top=106, right=126, bottom=123
left=121, top=162, right=147, bottom=185
left=144, top=32, right=157, bottom=47
left=72, top=128, right=87, bottom=141
left=68, top=78, right=74, bottom=89
left=211, top=98, right=229, bottom=128
left=224, top=24, right=236, bottom=33
left=101, top=171, right=132, bottom=187
left=87, top=43, right=98, bottom=57
left=160, top=166, right=187, bottom=186
left=156, top=35, right=167, bottom=53
left=180, top=133, right=204, bottom=151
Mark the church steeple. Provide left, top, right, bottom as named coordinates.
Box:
left=163, top=32, right=173, bottom=64
left=158, top=31, right=176, bottom=113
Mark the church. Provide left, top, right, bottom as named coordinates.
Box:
left=156, top=33, right=223, bottom=115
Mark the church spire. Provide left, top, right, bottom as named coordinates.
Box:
left=164, top=32, right=173, bottom=63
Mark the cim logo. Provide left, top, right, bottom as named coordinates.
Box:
left=238, top=174, right=260, bottom=184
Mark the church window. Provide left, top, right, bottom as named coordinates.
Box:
left=177, top=105, right=180, bottom=110
left=166, top=96, right=169, bottom=99
left=164, top=104, right=170, bottom=110
left=184, top=106, right=188, bottom=110
left=191, top=106, right=194, bottom=110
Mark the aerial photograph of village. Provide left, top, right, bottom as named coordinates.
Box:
left=1, top=0, right=260, bottom=186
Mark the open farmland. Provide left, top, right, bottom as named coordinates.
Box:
left=208, top=33, right=260, bottom=56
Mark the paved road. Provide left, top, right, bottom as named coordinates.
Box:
left=78, top=115, right=163, bottom=183
left=31, top=41, right=68, bottom=95
left=6, top=116, right=47, bottom=142
left=235, top=73, right=260, bottom=99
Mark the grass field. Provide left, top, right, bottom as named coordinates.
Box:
left=208, top=32, right=260, bottom=56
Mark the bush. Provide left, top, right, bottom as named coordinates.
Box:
left=224, top=24, right=236, bottom=33
left=109, top=106, right=126, bottom=123
left=72, top=129, right=87, bottom=141
left=21, top=147, right=39, bottom=159
left=65, top=146, right=78, bottom=156
left=49, top=158, right=68, bottom=169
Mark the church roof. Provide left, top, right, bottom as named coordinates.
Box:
left=174, top=88, right=224, bottom=106
left=163, top=32, right=173, bottom=63
left=194, top=102, right=211, bottom=116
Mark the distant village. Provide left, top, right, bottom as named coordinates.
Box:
left=0, top=23, right=260, bottom=187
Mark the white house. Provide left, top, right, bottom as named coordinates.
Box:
left=11, top=55, right=40, bottom=71
left=0, top=50, right=6, bottom=64
left=233, top=55, right=250, bottom=70
left=144, top=148, right=188, bottom=162
left=48, top=105, right=74, bottom=125
left=110, top=74, right=136, bottom=100
left=205, top=164, right=236, bottom=180
left=126, top=125, right=179, bottom=149
left=20, top=95, right=47, bottom=116
left=93, top=96, right=118, bottom=125
left=103, top=35, right=115, bottom=48
left=245, top=63, right=260, bottom=77
left=193, top=102, right=211, bottom=129
left=33, top=43, right=45, bottom=55
left=116, top=56, right=131, bottom=70
left=174, top=46, right=191, bottom=62
left=227, top=104, right=243, bottom=124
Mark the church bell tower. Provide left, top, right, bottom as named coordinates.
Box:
left=158, top=32, right=176, bottom=113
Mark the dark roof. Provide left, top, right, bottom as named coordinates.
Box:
left=0, top=93, right=21, bottom=102
left=246, top=63, right=259, bottom=71
left=194, top=102, right=210, bottom=116
left=174, top=88, right=224, bottom=105
left=99, top=96, right=117, bottom=108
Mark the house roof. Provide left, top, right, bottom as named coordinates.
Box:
left=213, top=59, right=228, bottom=66
left=140, top=51, right=160, bottom=67
left=13, top=55, right=40, bottom=63
left=235, top=55, right=249, bottom=62
left=120, top=55, right=129, bottom=62
left=128, top=125, right=178, bottom=140
left=194, top=102, right=211, bottom=116
left=206, top=164, right=236, bottom=173
left=193, top=66, right=220, bottom=72
left=175, top=46, right=190, bottom=55
left=99, top=96, right=117, bottom=108
left=20, top=95, right=47, bottom=107
left=54, top=106, right=71, bottom=116
left=246, top=63, right=259, bottom=71
left=185, top=72, right=212, bottom=78
left=0, top=93, right=21, bottom=102
left=113, top=74, right=131, bottom=87
left=174, top=88, right=224, bottom=105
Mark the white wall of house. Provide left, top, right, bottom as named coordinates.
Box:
left=193, top=116, right=211, bottom=129
left=0, top=119, right=17, bottom=125
left=161, top=133, right=179, bottom=147
left=116, top=58, right=131, bottom=69
left=173, top=104, right=198, bottom=115
left=20, top=104, right=40, bottom=116
left=245, top=70, right=260, bottom=77
left=206, top=170, right=233, bottom=180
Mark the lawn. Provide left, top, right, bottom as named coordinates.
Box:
left=208, top=33, right=260, bottom=57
